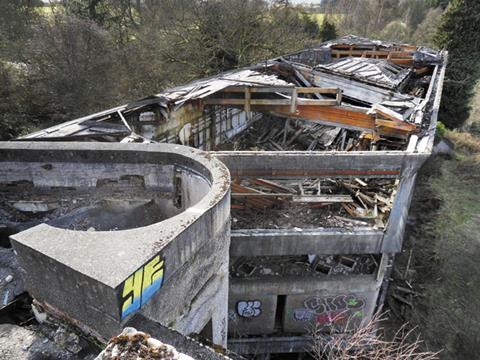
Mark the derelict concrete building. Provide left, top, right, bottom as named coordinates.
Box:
left=2, top=36, right=447, bottom=356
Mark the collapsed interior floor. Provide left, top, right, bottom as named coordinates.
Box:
left=215, top=116, right=409, bottom=152
left=0, top=180, right=174, bottom=234
left=231, top=254, right=380, bottom=278
left=231, top=177, right=398, bottom=229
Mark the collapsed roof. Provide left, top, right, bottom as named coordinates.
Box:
left=19, top=35, right=446, bottom=154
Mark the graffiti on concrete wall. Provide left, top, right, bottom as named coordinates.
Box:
left=293, top=294, right=365, bottom=325
left=119, top=255, right=165, bottom=319
left=236, top=300, right=262, bottom=318
left=228, top=309, right=238, bottom=321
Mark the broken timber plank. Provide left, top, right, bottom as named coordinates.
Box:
left=292, top=195, right=353, bottom=203
left=232, top=193, right=353, bottom=203
left=250, top=179, right=296, bottom=193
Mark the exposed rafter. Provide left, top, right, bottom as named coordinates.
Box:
left=201, top=85, right=417, bottom=138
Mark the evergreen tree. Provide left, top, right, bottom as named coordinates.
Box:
left=434, top=0, right=480, bottom=128
left=319, top=18, right=337, bottom=41
left=301, top=13, right=321, bottom=38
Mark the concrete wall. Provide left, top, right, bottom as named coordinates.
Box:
left=229, top=273, right=381, bottom=336
left=231, top=228, right=384, bottom=256
left=136, top=103, right=258, bottom=150
left=4, top=142, right=231, bottom=345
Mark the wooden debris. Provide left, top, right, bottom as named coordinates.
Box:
left=231, top=177, right=396, bottom=228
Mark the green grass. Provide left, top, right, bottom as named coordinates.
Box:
left=393, top=130, right=480, bottom=359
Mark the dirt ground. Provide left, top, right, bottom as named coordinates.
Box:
left=386, top=131, right=480, bottom=359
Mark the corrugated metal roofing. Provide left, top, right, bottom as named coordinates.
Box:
left=160, top=69, right=291, bottom=108
left=314, top=57, right=412, bottom=89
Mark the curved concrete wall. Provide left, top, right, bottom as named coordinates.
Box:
left=3, top=142, right=231, bottom=342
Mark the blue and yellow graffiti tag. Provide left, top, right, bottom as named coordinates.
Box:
left=120, top=255, right=165, bottom=319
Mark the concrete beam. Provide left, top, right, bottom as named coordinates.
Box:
left=381, top=173, right=418, bottom=253
left=213, top=151, right=428, bottom=179
left=230, top=228, right=384, bottom=256
left=230, top=274, right=378, bottom=296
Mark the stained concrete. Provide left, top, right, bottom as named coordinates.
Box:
left=282, top=290, right=377, bottom=333
left=5, top=142, right=231, bottom=343
left=230, top=228, right=384, bottom=256
left=228, top=294, right=277, bottom=336
left=229, top=273, right=381, bottom=336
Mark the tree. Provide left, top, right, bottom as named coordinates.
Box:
left=413, top=7, right=444, bottom=46
left=380, top=20, right=410, bottom=42
left=0, top=0, right=40, bottom=60
left=301, top=13, right=321, bottom=39
left=0, top=62, right=34, bottom=140
left=132, top=0, right=313, bottom=82
left=24, top=14, right=117, bottom=123
left=319, top=18, right=338, bottom=41
left=434, top=0, right=480, bottom=128
left=0, top=0, right=336, bottom=137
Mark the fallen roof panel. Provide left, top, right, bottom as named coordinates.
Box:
left=315, top=58, right=412, bottom=89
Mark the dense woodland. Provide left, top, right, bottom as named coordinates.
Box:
left=0, top=0, right=479, bottom=139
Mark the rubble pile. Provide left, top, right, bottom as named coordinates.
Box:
left=231, top=255, right=378, bottom=278
left=95, top=327, right=193, bottom=360
left=221, top=117, right=407, bottom=152
left=0, top=248, right=24, bottom=307
left=0, top=180, right=170, bottom=233
left=0, top=323, right=80, bottom=360
left=231, top=178, right=397, bottom=229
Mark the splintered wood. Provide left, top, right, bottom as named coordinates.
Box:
left=219, top=116, right=407, bottom=152
left=231, top=178, right=397, bottom=229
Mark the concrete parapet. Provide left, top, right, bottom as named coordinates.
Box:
left=4, top=142, right=231, bottom=342
left=231, top=228, right=384, bottom=256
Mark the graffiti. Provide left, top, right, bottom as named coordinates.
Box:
left=293, top=308, right=315, bottom=321
left=228, top=309, right=238, bottom=321
left=119, top=255, right=165, bottom=319
left=293, top=294, right=365, bottom=325
left=236, top=300, right=262, bottom=318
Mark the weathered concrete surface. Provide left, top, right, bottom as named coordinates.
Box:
left=230, top=228, right=384, bottom=256
left=228, top=294, right=277, bottom=336
left=228, top=336, right=312, bottom=355
left=5, top=142, right=231, bottom=342
left=230, top=274, right=378, bottom=295
left=282, top=289, right=377, bottom=333
left=229, top=274, right=380, bottom=336
left=381, top=174, right=418, bottom=253
left=141, top=224, right=230, bottom=347
left=213, top=151, right=428, bottom=179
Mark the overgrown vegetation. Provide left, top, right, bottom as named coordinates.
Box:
left=311, top=313, right=439, bottom=359
left=391, top=127, right=480, bottom=359
left=0, top=0, right=326, bottom=140
left=386, top=63, right=480, bottom=359
left=433, top=0, right=480, bottom=128
left=312, top=0, right=448, bottom=45
left=1, top=0, right=476, bottom=138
